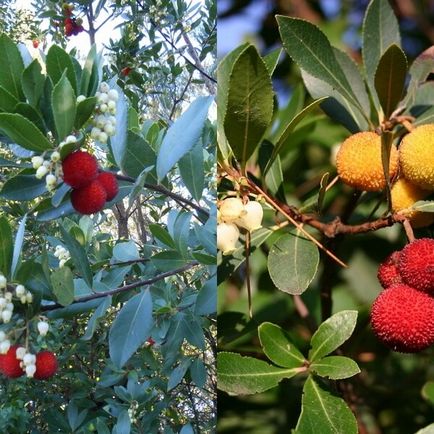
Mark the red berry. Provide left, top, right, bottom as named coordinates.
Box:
left=34, top=351, right=58, bottom=380
left=371, top=284, right=434, bottom=353
left=0, top=345, right=24, bottom=378
left=62, top=151, right=99, bottom=189
left=71, top=180, right=107, bottom=214
left=399, top=238, right=434, bottom=293
left=97, top=172, right=119, bottom=201
left=32, top=39, right=39, bottom=49
left=147, top=337, right=155, bottom=346
left=64, top=17, right=72, bottom=25
left=121, top=67, right=132, bottom=76
left=377, top=251, right=402, bottom=288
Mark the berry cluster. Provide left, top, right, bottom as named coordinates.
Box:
left=336, top=124, right=434, bottom=228
left=217, top=198, right=264, bottom=255
left=62, top=150, right=119, bottom=214
left=90, top=82, right=119, bottom=144
left=62, top=3, right=84, bottom=37
left=32, top=151, right=62, bottom=191
left=371, top=238, right=434, bottom=352
left=0, top=275, right=33, bottom=325
left=54, top=245, right=71, bottom=268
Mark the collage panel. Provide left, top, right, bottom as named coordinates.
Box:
left=217, top=1, right=434, bottom=434
left=0, top=0, right=216, bottom=433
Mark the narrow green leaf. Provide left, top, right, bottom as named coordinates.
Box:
left=14, top=102, right=46, bottom=133
left=149, top=224, right=176, bottom=248
left=258, top=141, right=283, bottom=195
left=374, top=44, right=407, bottom=119
left=0, top=113, right=52, bottom=151
left=277, top=16, right=359, bottom=110
left=51, top=266, right=74, bottom=306
left=82, top=295, right=112, bottom=341
left=150, top=251, right=188, bottom=272
left=217, top=352, right=301, bottom=396
left=310, top=356, right=360, bottom=380
left=168, top=358, right=191, bottom=391
left=295, top=376, right=358, bottom=434
left=381, top=131, right=394, bottom=208
left=0, top=34, right=25, bottom=100
left=308, top=310, right=358, bottom=362
left=268, top=231, right=319, bottom=295
left=21, top=59, right=45, bottom=107
left=0, top=157, right=31, bottom=168
left=0, top=86, right=19, bottom=112
left=224, top=45, right=273, bottom=167
left=11, top=214, right=27, bottom=279
left=411, top=200, right=434, bottom=212
left=75, top=96, right=97, bottom=129
left=46, top=45, right=77, bottom=93
left=0, top=217, right=13, bottom=277
left=0, top=174, right=46, bottom=201
left=195, top=276, right=216, bottom=315
left=109, top=289, right=153, bottom=368
left=173, top=211, right=191, bottom=256
left=192, top=251, right=215, bottom=265
left=190, top=359, right=207, bottom=388
left=52, top=72, right=76, bottom=140
left=263, top=48, right=282, bottom=76
left=258, top=322, right=306, bottom=369
left=156, top=96, right=213, bottom=179
left=80, top=45, right=97, bottom=97
left=179, top=141, right=204, bottom=201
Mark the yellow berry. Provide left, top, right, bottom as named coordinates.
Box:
left=336, top=132, right=399, bottom=191
left=399, top=124, right=434, bottom=190
left=391, top=177, right=434, bottom=228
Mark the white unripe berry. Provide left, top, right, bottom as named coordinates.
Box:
left=5, top=303, right=13, bottom=312
left=217, top=223, right=240, bottom=255
left=37, top=321, right=49, bottom=336
left=35, top=165, right=48, bottom=179
left=77, top=95, right=86, bottom=103
left=219, top=198, right=245, bottom=223
left=235, top=201, right=264, bottom=232
left=91, top=127, right=101, bottom=139
left=0, top=275, right=6, bottom=289
left=108, top=116, right=117, bottom=125
left=23, top=353, right=36, bottom=366
left=20, top=295, right=27, bottom=304
left=0, top=298, right=6, bottom=308
left=2, top=310, right=12, bottom=323
left=99, top=103, right=108, bottom=113
left=4, top=292, right=12, bottom=302
left=43, top=160, right=51, bottom=168
left=108, top=89, right=118, bottom=101
left=26, top=292, right=33, bottom=303
left=107, top=100, right=116, bottom=110
left=104, top=124, right=115, bottom=135
left=59, top=259, right=67, bottom=268
left=15, top=285, right=26, bottom=297
left=65, top=135, right=77, bottom=144
left=98, top=132, right=108, bottom=143
left=100, top=82, right=109, bottom=93
left=25, top=364, right=36, bottom=378
left=46, top=174, right=57, bottom=187
left=108, top=106, right=116, bottom=115
left=16, top=347, right=26, bottom=359
left=0, top=340, right=10, bottom=354
left=51, top=151, right=60, bottom=162
left=98, top=93, right=108, bottom=104
left=0, top=331, right=6, bottom=342
left=31, top=156, right=44, bottom=169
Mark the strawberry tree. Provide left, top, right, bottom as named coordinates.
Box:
left=0, top=2, right=216, bottom=432
left=217, top=0, right=434, bottom=432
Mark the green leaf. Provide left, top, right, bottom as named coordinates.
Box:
left=179, top=141, right=204, bottom=201
left=0, top=34, right=25, bottom=100
left=21, top=59, right=45, bottom=107
left=109, top=289, right=153, bottom=369
left=190, top=359, right=207, bottom=388
left=0, top=174, right=46, bottom=201
left=0, top=217, right=13, bottom=277
left=374, top=44, right=407, bottom=119
left=82, top=295, right=112, bottom=341
left=0, top=113, right=52, bottom=151
left=295, top=376, right=358, bottom=434
left=277, top=16, right=359, bottom=111
left=0, top=86, right=19, bottom=112
left=113, top=240, right=139, bottom=262
left=258, top=322, right=306, bottom=369
left=168, top=358, right=191, bottom=391
left=149, top=224, right=176, bottom=249
left=52, top=72, right=76, bottom=140
left=14, top=102, right=46, bottom=133
left=217, top=352, right=301, bottom=396
left=412, top=200, right=434, bottom=212
left=263, top=48, right=282, bottom=76
left=362, top=0, right=401, bottom=107
left=75, top=96, right=97, bottom=129
left=51, top=266, right=74, bottom=306
left=173, top=211, right=191, bottom=256
left=308, top=310, right=358, bottom=362
left=11, top=214, right=27, bottom=279
left=195, top=276, right=216, bottom=316
left=46, top=45, right=77, bottom=93
left=224, top=45, right=273, bottom=167
left=192, top=251, right=215, bottom=265
left=150, top=251, right=188, bottom=272
left=0, top=157, right=31, bottom=168
left=121, top=130, right=157, bottom=182
left=422, top=381, right=434, bottom=405
left=268, top=231, right=319, bottom=295
left=258, top=141, right=283, bottom=195
left=60, top=225, right=93, bottom=288
left=156, top=96, right=213, bottom=179
left=310, top=356, right=360, bottom=380
left=80, top=45, right=98, bottom=97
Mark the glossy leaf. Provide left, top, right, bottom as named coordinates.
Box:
left=149, top=224, right=176, bottom=249
left=0, top=217, right=13, bottom=278
left=374, top=44, right=407, bottom=119
left=156, top=96, right=213, bottom=179
left=168, top=358, right=191, bottom=391
left=258, top=322, right=306, bottom=369
left=224, top=45, right=273, bottom=167
left=110, top=83, right=128, bottom=168
left=14, top=103, right=46, bottom=133
left=52, top=73, right=76, bottom=140
left=310, top=356, right=360, bottom=380
left=82, top=296, right=112, bottom=341
left=0, top=33, right=25, bottom=100
left=309, top=310, right=358, bottom=362
left=11, top=214, right=27, bottom=279
left=0, top=113, right=52, bottom=151
left=0, top=174, right=46, bottom=201
left=150, top=249, right=188, bottom=272
left=179, top=141, right=204, bottom=201
left=51, top=266, right=74, bottom=306
left=46, top=45, right=77, bottom=92
left=268, top=231, right=319, bottom=295
left=263, top=48, right=282, bottom=76
left=218, top=352, right=301, bottom=396
left=109, top=289, right=153, bottom=368
left=190, top=359, right=207, bottom=388
left=75, top=96, right=97, bottom=129
left=80, top=45, right=98, bottom=97
left=412, top=200, right=434, bottom=212
left=21, top=59, right=45, bottom=107
left=295, top=376, right=358, bottom=434
left=195, top=276, right=216, bottom=315
left=0, top=86, right=19, bottom=112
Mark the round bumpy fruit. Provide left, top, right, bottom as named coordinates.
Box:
left=391, top=178, right=434, bottom=228
left=371, top=284, right=434, bottom=352
left=71, top=180, right=107, bottom=214
left=62, top=151, right=99, bottom=189
left=377, top=251, right=402, bottom=288
left=0, top=345, right=24, bottom=378
left=97, top=172, right=119, bottom=201
left=400, top=124, right=434, bottom=190
left=336, top=131, right=399, bottom=191
left=34, top=351, right=58, bottom=380
left=399, top=238, right=434, bottom=293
